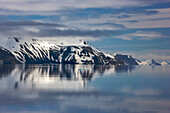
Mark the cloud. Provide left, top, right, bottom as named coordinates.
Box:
left=0, top=21, right=167, bottom=42
left=121, top=8, right=170, bottom=28
left=0, top=0, right=149, bottom=12
left=85, top=23, right=125, bottom=30
left=33, top=28, right=105, bottom=37
left=55, top=8, right=161, bottom=30
left=0, top=20, right=66, bottom=27
left=123, top=20, right=139, bottom=23
left=113, top=31, right=164, bottom=40
left=0, top=20, right=108, bottom=42
left=0, top=0, right=169, bottom=15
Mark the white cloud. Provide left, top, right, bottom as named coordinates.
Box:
left=120, top=8, right=170, bottom=28
left=24, top=27, right=40, bottom=33
left=0, top=0, right=169, bottom=30
left=60, top=7, right=170, bottom=30
left=113, top=31, right=164, bottom=40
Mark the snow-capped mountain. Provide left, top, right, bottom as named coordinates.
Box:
left=161, top=61, right=169, bottom=66
left=135, top=59, right=161, bottom=66
left=0, top=37, right=124, bottom=65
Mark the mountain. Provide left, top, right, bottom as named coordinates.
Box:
left=0, top=37, right=124, bottom=65
left=161, top=61, right=169, bottom=66
left=135, top=59, right=161, bottom=66
left=115, top=54, right=138, bottom=65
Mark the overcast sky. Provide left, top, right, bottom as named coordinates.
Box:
left=0, top=0, right=170, bottom=62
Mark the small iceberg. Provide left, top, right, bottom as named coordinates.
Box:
left=78, top=69, right=84, bottom=71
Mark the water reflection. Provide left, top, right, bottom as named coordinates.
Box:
left=0, top=64, right=15, bottom=78
left=0, top=64, right=135, bottom=91
left=0, top=64, right=170, bottom=113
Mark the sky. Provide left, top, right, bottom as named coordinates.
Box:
left=0, top=0, right=170, bottom=62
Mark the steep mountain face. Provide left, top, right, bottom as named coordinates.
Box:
left=0, top=38, right=124, bottom=65
left=115, top=54, right=138, bottom=65
left=136, top=59, right=161, bottom=66
left=0, top=46, right=20, bottom=64
left=13, top=41, right=61, bottom=64
left=60, top=46, right=124, bottom=65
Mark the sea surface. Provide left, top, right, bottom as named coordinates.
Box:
left=0, top=64, right=170, bottom=113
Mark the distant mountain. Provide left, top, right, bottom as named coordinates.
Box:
left=135, top=59, right=161, bottom=66
left=161, top=61, right=169, bottom=66
left=0, top=37, right=124, bottom=65
left=115, top=54, right=138, bottom=65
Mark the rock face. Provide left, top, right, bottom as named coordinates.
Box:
left=115, top=54, right=138, bottom=65
left=0, top=38, right=124, bottom=65
left=0, top=46, right=20, bottom=64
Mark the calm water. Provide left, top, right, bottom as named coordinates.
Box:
left=0, top=64, right=170, bottom=113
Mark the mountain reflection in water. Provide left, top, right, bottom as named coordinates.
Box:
left=0, top=64, right=135, bottom=91
left=0, top=64, right=170, bottom=113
